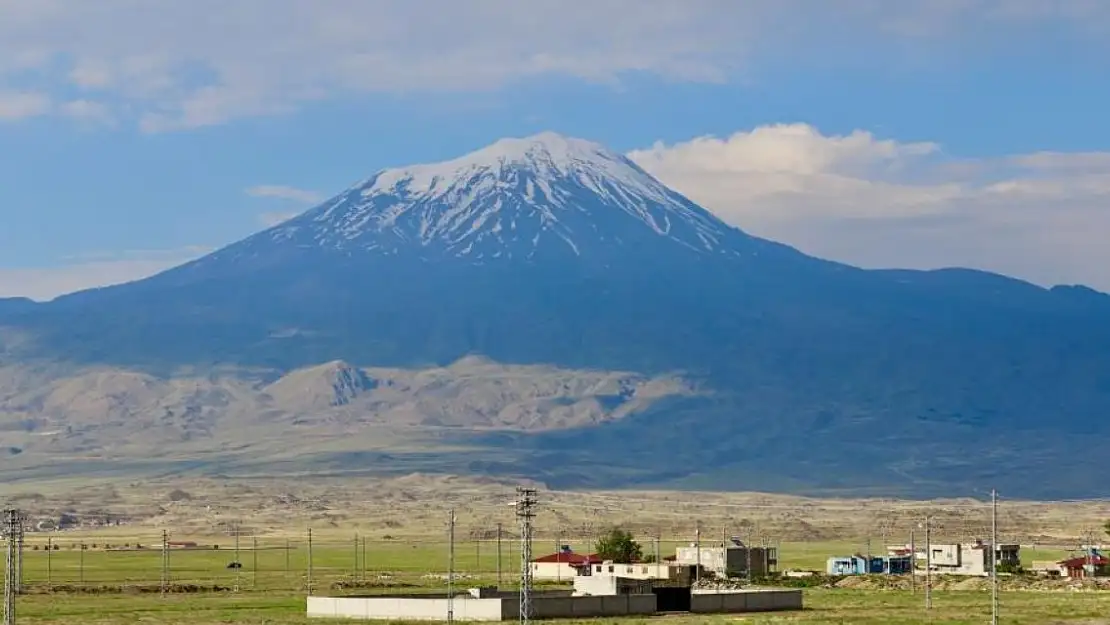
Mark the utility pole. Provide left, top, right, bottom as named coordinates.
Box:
left=653, top=536, right=660, bottom=572
left=1087, top=529, right=1095, bottom=579
left=496, top=523, right=503, bottom=587
left=991, top=489, right=998, bottom=625
left=924, top=516, right=932, bottom=610
left=761, top=535, right=769, bottom=578
left=307, top=528, right=314, bottom=595
left=161, top=529, right=169, bottom=596
left=746, top=525, right=753, bottom=581
left=3, top=509, right=18, bottom=625
left=515, top=487, right=537, bottom=625
left=253, top=536, right=258, bottom=589
left=354, top=533, right=360, bottom=581
left=46, top=537, right=52, bottom=590
left=448, top=509, right=456, bottom=625
left=234, top=522, right=241, bottom=592
left=695, top=522, right=701, bottom=585
left=13, top=514, right=21, bottom=595
left=909, top=529, right=916, bottom=594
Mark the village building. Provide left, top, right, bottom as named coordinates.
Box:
left=673, top=538, right=778, bottom=578
left=530, top=547, right=602, bottom=581
left=925, top=541, right=1020, bottom=577
left=826, top=554, right=913, bottom=576
left=1034, top=550, right=1110, bottom=578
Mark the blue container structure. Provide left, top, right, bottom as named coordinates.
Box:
left=827, top=554, right=913, bottom=575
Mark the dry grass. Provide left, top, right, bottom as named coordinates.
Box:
left=3, top=473, right=1107, bottom=625
left=3, top=474, right=1107, bottom=547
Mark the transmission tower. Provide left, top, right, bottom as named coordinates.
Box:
left=515, top=488, right=537, bottom=625
left=3, top=508, right=19, bottom=625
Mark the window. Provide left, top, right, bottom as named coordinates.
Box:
left=608, top=565, right=614, bottom=573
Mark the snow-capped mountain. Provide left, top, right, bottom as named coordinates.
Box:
left=6, top=131, right=1110, bottom=498
left=203, top=132, right=753, bottom=268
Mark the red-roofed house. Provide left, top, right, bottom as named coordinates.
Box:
left=531, top=549, right=602, bottom=580
left=1056, top=553, right=1110, bottom=579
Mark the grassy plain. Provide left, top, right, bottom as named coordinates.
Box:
left=10, top=537, right=1084, bottom=589
left=8, top=538, right=1109, bottom=625
left=3, top=475, right=1108, bottom=623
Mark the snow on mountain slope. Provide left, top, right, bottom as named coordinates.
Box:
left=243, top=132, right=749, bottom=262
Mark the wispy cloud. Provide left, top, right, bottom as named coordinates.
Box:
left=0, top=91, right=50, bottom=120
left=0, top=246, right=211, bottom=302
left=245, top=185, right=324, bottom=204
left=59, top=99, right=115, bottom=126
left=257, top=211, right=300, bottom=227
left=629, top=123, right=1110, bottom=291
left=246, top=185, right=322, bottom=226
left=1, top=0, right=1107, bottom=130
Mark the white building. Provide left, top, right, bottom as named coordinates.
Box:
left=579, top=561, right=676, bottom=580
left=674, top=540, right=777, bottom=578
left=925, top=541, right=1020, bottom=576
left=530, top=549, right=601, bottom=581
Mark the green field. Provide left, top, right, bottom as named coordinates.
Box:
left=5, top=536, right=1105, bottom=624
left=10, top=536, right=1080, bottom=590
left=10, top=589, right=1110, bottom=624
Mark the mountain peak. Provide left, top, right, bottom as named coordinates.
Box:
left=364, top=131, right=659, bottom=206
left=456, top=131, right=619, bottom=172
left=217, top=132, right=753, bottom=266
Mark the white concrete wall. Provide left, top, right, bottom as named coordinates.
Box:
left=532, top=562, right=579, bottom=580
left=501, top=594, right=657, bottom=619
left=580, top=563, right=672, bottom=580
left=690, top=589, right=802, bottom=613
left=307, top=596, right=504, bottom=621
left=308, top=590, right=800, bottom=621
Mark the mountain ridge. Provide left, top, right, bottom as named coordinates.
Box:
left=2, top=131, right=1109, bottom=497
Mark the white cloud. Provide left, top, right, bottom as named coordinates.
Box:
left=628, top=123, right=1110, bottom=291
left=0, top=246, right=211, bottom=302
left=258, top=212, right=300, bottom=227
left=0, top=91, right=50, bottom=120
left=246, top=185, right=324, bottom=204
left=0, top=0, right=1107, bottom=130
left=246, top=185, right=322, bottom=226
left=59, top=99, right=115, bottom=126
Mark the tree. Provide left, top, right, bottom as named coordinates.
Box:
left=1104, top=519, right=1109, bottom=538
left=594, top=527, right=643, bottom=563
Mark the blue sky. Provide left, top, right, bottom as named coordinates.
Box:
left=2, top=0, right=1109, bottom=299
